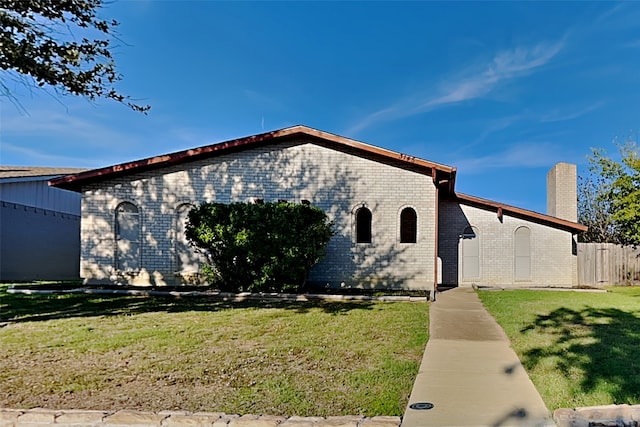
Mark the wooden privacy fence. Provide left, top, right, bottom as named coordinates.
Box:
left=578, top=243, right=640, bottom=286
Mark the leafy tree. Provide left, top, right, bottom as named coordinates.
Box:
left=186, top=201, right=335, bottom=293
left=578, top=141, right=640, bottom=245
left=0, top=0, right=149, bottom=113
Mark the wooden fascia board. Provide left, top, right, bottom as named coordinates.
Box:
left=454, top=192, right=588, bottom=233
left=49, top=129, right=290, bottom=191
left=302, top=127, right=455, bottom=175
left=49, top=125, right=456, bottom=192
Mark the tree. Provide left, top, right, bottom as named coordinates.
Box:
left=185, top=201, right=335, bottom=293
left=0, top=0, right=149, bottom=113
left=578, top=141, right=640, bottom=245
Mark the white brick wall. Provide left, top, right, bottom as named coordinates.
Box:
left=80, top=139, right=437, bottom=289
left=547, top=163, right=578, bottom=222
left=439, top=200, right=578, bottom=287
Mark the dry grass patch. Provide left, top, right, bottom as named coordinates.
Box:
left=0, top=287, right=428, bottom=416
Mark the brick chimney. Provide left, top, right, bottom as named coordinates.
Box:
left=547, top=162, right=577, bottom=222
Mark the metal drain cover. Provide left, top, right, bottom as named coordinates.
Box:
left=409, top=402, right=434, bottom=410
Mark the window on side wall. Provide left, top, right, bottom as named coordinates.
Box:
left=355, top=207, right=372, bottom=243
left=400, top=207, right=417, bottom=243
left=115, top=202, right=140, bottom=271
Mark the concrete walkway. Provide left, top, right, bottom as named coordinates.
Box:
left=402, top=287, right=554, bottom=427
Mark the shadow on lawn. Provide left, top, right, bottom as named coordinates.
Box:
left=0, top=291, right=375, bottom=323
left=520, top=306, right=640, bottom=405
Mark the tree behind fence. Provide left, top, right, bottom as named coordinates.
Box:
left=578, top=243, right=640, bottom=286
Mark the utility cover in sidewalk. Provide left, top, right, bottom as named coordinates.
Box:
left=409, top=402, right=434, bottom=410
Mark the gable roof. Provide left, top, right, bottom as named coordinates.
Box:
left=48, top=124, right=586, bottom=234
left=453, top=192, right=587, bottom=233
left=49, top=125, right=458, bottom=192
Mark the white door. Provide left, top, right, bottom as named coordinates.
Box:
left=461, top=226, right=480, bottom=281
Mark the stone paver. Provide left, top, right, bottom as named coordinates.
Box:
left=279, top=416, right=324, bottom=427
left=0, top=409, right=24, bottom=427
left=103, top=410, right=167, bottom=427
left=229, top=415, right=286, bottom=427
left=554, top=405, right=640, bottom=427
left=212, top=415, right=240, bottom=427
left=321, top=416, right=363, bottom=427
left=17, top=411, right=59, bottom=424
left=359, top=417, right=402, bottom=427
left=192, top=415, right=225, bottom=420
left=0, top=411, right=405, bottom=427
left=162, top=414, right=220, bottom=427
left=55, top=410, right=109, bottom=426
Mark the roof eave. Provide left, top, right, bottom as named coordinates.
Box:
left=454, top=192, right=588, bottom=233
left=49, top=125, right=457, bottom=192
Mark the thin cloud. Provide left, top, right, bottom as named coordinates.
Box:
left=627, top=39, right=640, bottom=48
left=455, top=114, right=528, bottom=154
left=347, top=40, right=565, bottom=135
left=594, top=3, right=640, bottom=29
left=540, top=101, right=605, bottom=123
left=452, top=142, right=563, bottom=174
left=243, top=89, right=286, bottom=111
left=455, top=100, right=604, bottom=156
left=0, top=104, right=221, bottom=165
left=1, top=109, right=139, bottom=150
left=422, top=42, right=564, bottom=109
left=1, top=142, right=106, bottom=167
left=594, top=3, right=627, bottom=25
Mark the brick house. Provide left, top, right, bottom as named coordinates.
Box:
left=50, top=125, right=586, bottom=290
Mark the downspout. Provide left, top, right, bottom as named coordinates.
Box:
left=432, top=169, right=439, bottom=302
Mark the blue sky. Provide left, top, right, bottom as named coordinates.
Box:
left=1, top=1, right=639, bottom=215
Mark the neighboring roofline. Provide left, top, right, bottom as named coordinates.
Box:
left=0, top=166, right=88, bottom=181
left=453, top=192, right=588, bottom=233
left=1, top=175, right=76, bottom=184
left=49, top=125, right=457, bottom=192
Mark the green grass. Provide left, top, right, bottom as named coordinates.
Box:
left=479, top=287, right=640, bottom=410
left=0, top=285, right=428, bottom=416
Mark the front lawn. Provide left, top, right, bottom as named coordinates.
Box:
left=0, top=286, right=428, bottom=416
left=479, top=287, right=640, bottom=410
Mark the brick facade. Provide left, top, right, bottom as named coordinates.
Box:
left=62, top=126, right=584, bottom=291
left=80, top=139, right=437, bottom=289
left=439, top=200, right=578, bottom=287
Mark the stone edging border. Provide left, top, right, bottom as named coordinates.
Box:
left=6, top=287, right=429, bottom=303
left=0, top=409, right=401, bottom=427
left=474, top=285, right=607, bottom=293
left=554, top=405, right=640, bottom=427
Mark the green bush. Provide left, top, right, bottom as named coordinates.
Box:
left=185, top=201, right=335, bottom=293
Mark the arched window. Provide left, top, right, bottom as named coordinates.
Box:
left=400, top=207, right=417, bottom=243
left=355, top=207, right=372, bottom=243
left=115, top=202, right=140, bottom=271
left=176, top=204, right=199, bottom=273
left=514, top=226, right=532, bottom=281
left=461, top=226, right=479, bottom=281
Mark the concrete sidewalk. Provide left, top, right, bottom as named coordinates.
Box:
left=402, top=287, right=554, bottom=427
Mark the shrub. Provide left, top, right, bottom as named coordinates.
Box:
left=185, top=201, right=334, bottom=293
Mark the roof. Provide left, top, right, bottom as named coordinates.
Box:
left=0, top=166, right=88, bottom=181
left=49, top=125, right=458, bottom=192
left=47, top=124, right=586, bottom=234
left=453, top=192, right=588, bottom=233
